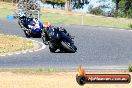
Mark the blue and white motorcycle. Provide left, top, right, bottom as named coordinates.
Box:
left=18, top=15, right=43, bottom=38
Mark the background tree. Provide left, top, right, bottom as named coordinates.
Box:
left=112, top=0, right=132, bottom=18
left=42, top=0, right=89, bottom=10
left=89, top=6, right=104, bottom=15
left=42, top=0, right=65, bottom=8
left=123, top=0, right=132, bottom=18
left=72, top=0, right=90, bottom=9
left=112, top=0, right=121, bottom=17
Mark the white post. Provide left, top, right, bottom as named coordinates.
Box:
left=38, top=10, right=40, bottom=20
left=81, top=14, right=84, bottom=25
left=12, top=0, right=13, bottom=7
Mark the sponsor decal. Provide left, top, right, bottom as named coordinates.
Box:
left=76, top=65, right=131, bottom=85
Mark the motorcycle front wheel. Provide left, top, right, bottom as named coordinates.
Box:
left=61, top=41, right=77, bottom=53
left=49, top=43, right=57, bottom=53
left=41, top=33, right=49, bottom=45
left=23, top=30, right=31, bottom=38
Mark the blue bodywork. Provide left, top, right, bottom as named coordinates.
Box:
left=18, top=16, right=43, bottom=37
left=29, top=20, right=43, bottom=34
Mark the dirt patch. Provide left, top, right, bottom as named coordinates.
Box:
left=0, top=71, right=131, bottom=88
left=0, top=34, right=33, bottom=54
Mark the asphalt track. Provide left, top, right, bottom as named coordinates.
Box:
left=0, top=19, right=132, bottom=70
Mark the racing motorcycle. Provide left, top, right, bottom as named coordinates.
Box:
left=18, top=15, right=43, bottom=38
left=42, top=22, right=77, bottom=53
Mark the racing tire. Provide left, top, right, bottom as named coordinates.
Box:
left=42, top=33, right=49, bottom=45
left=24, top=30, right=31, bottom=38
left=49, top=43, right=57, bottom=53
left=18, top=20, right=23, bottom=28
left=61, top=41, right=76, bottom=53
left=76, top=76, right=86, bottom=85
left=72, top=45, right=77, bottom=51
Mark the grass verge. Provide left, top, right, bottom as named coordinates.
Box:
left=0, top=34, right=33, bottom=54
left=40, top=11, right=132, bottom=29
left=0, top=1, right=132, bottom=29
left=128, top=65, right=132, bottom=72
left=0, top=68, right=64, bottom=74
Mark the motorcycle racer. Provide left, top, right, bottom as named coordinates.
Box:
left=42, top=22, right=72, bottom=45
left=28, top=18, right=43, bottom=32
left=18, top=13, right=43, bottom=37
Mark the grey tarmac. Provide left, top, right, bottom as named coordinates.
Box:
left=0, top=19, right=132, bottom=70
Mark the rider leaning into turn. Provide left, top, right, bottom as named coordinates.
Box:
left=42, top=22, right=72, bottom=45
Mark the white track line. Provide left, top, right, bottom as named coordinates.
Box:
left=0, top=55, right=6, bottom=57
left=30, top=40, right=46, bottom=52
left=7, top=53, right=13, bottom=56
left=28, top=50, right=33, bottom=52
left=15, top=52, right=21, bottom=55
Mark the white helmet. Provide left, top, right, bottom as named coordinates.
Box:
left=18, top=10, right=26, bottom=17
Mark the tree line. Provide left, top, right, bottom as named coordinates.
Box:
left=41, top=0, right=132, bottom=18
left=113, top=0, right=132, bottom=18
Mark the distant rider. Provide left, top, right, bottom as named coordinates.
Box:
left=28, top=18, right=43, bottom=31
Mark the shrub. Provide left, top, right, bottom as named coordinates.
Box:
left=89, top=7, right=104, bottom=15
left=128, top=24, right=132, bottom=28
left=128, top=65, right=132, bottom=72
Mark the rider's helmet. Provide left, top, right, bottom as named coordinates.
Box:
left=18, top=11, right=26, bottom=18
left=33, top=18, right=38, bottom=23
left=30, top=18, right=38, bottom=26
left=43, top=21, right=51, bottom=27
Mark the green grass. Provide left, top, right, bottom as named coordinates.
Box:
left=40, top=12, right=132, bottom=29
left=40, top=13, right=81, bottom=24
left=0, top=8, right=14, bottom=18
